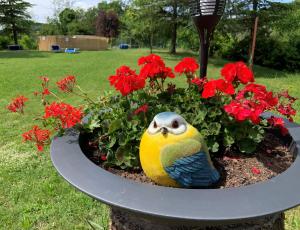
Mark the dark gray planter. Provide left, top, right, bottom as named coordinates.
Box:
left=50, top=114, right=300, bottom=230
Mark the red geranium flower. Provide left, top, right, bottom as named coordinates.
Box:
left=161, top=67, right=175, bottom=79
left=251, top=167, right=261, bottom=175
left=44, top=102, right=83, bottom=128
left=138, top=54, right=174, bottom=79
left=56, top=76, right=76, bottom=93
left=267, top=116, right=289, bottom=136
left=109, top=66, right=145, bottom=96
left=101, top=155, right=107, bottom=161
left=224, top=100, right=263, bottom=124
left=191, top=78, right=201, bottom=86
left=236, top=83, right=279, bottom=109
left=276, top=91, right=297, bottom=121
left=221, top=62, right=254, bottom=84
left=22, top=126, right=51, bottom=152
left=42, top=88, right=50, bottom=95
left=174, top=57, right=199, bottom=75
left=134, top=104, right=149, bottom=115
left=7, top=95, right=28, bottom=113
left=202, top=79, right=235, bottom=98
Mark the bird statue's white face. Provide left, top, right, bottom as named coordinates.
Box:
left=148, top=112, right=187, bottom=136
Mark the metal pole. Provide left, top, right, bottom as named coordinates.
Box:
left=199, top=28, right=212, bottom=78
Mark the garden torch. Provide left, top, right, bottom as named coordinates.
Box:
left=190, top=0, right=226, bottom=78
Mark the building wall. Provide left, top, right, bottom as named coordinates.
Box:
left=38, top=35, right=109, bottom=51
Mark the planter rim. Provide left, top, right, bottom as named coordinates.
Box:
left=50, top=113, right=300, bottom=223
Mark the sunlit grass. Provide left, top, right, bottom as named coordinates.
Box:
left=0, top=49, right=299, bottom=229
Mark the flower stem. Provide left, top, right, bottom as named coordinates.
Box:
left=74, top=85, right=97, bottom=105
left=50, top=91, right=63, bottom=101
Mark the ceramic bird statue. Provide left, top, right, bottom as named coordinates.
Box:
left=139, top=112, right=220, bottom=188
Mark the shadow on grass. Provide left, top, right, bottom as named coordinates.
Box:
left=0, top=50, right=52, bottom=59
left=154, top=50, right=290, bottom=79
left=208, top=58, right=289, bottom=79
left=153, top=49, right=198, bottom=61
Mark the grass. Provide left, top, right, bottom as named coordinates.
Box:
left=0, top=49, right=299, bottom=229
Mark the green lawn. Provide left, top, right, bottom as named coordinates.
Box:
left=0, top=49, right=299, bottom=229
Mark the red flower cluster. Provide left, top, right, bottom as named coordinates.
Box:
left=236, top=84, right=278, bottom=108
left=7, top=95, right=28, bottom=113
left=109, top=66, right=146, bottom=96
left=22, top=126, right=51, bottom=152
left=277, top=91, right=297, bottom=121
left=191, top=78, right=204, bottom=86
left=224, top=100, right=263, bottom=124
left=134, top=104, right=149, bottom=115
left=174, top=57, right=199, bottom=75
left=221, top=62, right=254, bottom=84
left=138, top=54, right=175, bottom=79
left=267, top=116, right=289, bottom=136
left=44, top=102, right=83, bottom=128
left=224, top=84, right=279, bottom=124
left=202, top=79, right=235, bottom=98
left=34, top=76, right=50, bottom=98
left=56, top=76, right=76, bottom=93
left=40, top=76, right=50, bottom=95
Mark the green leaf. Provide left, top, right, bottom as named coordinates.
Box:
left=108, top=136, right=117, bottom=148
left=108, top=119, right=122, bottom=133
left=208, top=122, right=221, bottom=135
left=224, top=129, right=235, bottom=146
left=115, top=146, right=125, bottom=162
left=238, top=139, right=257, bottom=153
left=192, top=109, right=207, bottom=124
left=210, top=142, right=219, bottom=153
left=118, top=133, right=128, bottom=146
left=208, top=107, right=223, bottom=118
left=207, top=137, right=219, bottom=153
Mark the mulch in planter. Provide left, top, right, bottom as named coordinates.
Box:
left=82, top=131, right=294, bottom=189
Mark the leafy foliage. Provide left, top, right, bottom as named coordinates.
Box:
left=96, top=10, right=120, bottom=40
left=0, top=0, right=33, bottom=44
left=19, top=35, right=37, bottom=50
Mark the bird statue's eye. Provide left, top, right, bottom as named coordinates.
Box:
left=153, top=121, right=157, bottom=128
left=172, top=120, right=179, bottom=129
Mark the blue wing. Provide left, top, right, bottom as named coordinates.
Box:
left=164, top=151, right=220, bottom=188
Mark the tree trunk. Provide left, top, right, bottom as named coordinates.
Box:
left=170, top=0, right=178, bottom=54
left=150, top=33, right=153, bottom=54
left=12, top=23, right=18, bottom=45
left=248, top=0, right=258, bottom=66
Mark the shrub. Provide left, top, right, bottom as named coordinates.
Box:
left=7, top=55, right=297, bottom=169
left=0, top=36, right=11, bottom=50
left=19, top=35, right=37, bottom=50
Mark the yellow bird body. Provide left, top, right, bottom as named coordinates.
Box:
left=140, top=124, right=201, bottom=187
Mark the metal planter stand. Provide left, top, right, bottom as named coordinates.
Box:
left=50, top=114, right=300, bottom=229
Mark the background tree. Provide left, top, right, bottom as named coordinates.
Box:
left=161, top=0, right=189, bottom=54
left=98, top=0, right=125, bottom=16
left=121, top=0, right=166, bottom=53
left=52, top=0, right=78, bottom=18
left=96, top=10, right=120, bottom=46
left=0, top=0, right=33, bottom=44
left=59, top=8, right=76, bottom=35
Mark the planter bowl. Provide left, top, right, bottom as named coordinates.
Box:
left=50, top=114, right=300, bottom=229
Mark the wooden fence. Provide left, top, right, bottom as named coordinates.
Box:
left=38, top=35, right=109, bottom=51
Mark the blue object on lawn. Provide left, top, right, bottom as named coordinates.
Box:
left=51, top=45, right=62, bottom=52
left=119, top=44, right=129, bottom=49
left=65, top=48, right=80, bottom=54
left=8, top=45, right=23, bottom=50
